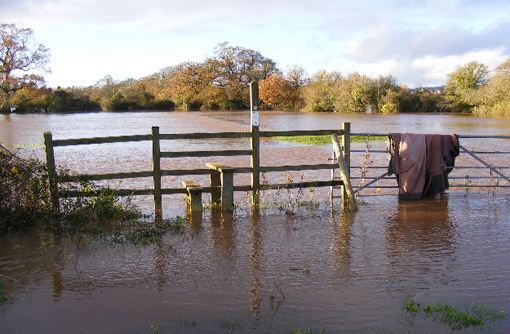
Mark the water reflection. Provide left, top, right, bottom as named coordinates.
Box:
left=210, top=210, right=236, bottom=262
left=330, top=211, right=355, bottom=269
left=385, top=194, right=457, bottom=285
left=250, top=210, right=262, bottom=322
left=51, top=236, right=64, bottom=301
left=154, top=240, right=168, bottom=290
left=185, top=210, right=203, bottom=229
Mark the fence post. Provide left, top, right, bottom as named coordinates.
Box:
left=44, top=132, right=60, bottom=214
left=250, top=82, right=260, bottom=206
left=341, top=122, right=351, bottom=203
left=152, top=126, right=162, bottom=219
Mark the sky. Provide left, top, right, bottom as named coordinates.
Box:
left=2, top=0, right=510, bottom=88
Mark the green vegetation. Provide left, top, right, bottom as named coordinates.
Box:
left=0, top=145, right=140, bottom=232
left=290, top=329, right=324, bottom=334
left=1, top=146, right=54, bottom=230
left=273, top=135, right=386, bottom=145
left=2, top=23, right=510, bottom=116
left=404, top=300, right=420, bottom=315
left=0, top=281, right=14, bottom=304
left=424, top=302, right=505, bottom=330
left=404, top=300, right=505, bottom=331
left=220, top=317, right=238, bottom=331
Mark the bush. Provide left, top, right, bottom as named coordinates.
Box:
left=59, top=187, right=140, bottom=226
left=0, top=145, right=140, bottom=232
left=0, top=147, right=54, bottom=231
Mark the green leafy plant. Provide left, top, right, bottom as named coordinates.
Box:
left=404, top=300, right=420, bottom=314
left=0, top=281, right=14, bottom=304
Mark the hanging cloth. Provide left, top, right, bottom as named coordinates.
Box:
left=388, top=133, right=459, bottom=200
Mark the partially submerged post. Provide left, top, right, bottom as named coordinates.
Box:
left=44, top=132, right=60, bottom=214
left=341, top=122, right=351, bottom=202
left=331, top=132, right=358, bottom=211
left=152, top=126, right=163, bottom=220
left=250, top=82, right=260, bottom=206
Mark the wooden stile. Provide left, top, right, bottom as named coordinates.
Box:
left=182, top=180, right=203, bottom=212
left=206, top=163, right=234, bottom=211
left=43, top=83, right=358, bottom=216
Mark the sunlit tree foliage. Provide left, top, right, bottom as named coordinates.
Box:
left=0, top=23, right=50, bottom=112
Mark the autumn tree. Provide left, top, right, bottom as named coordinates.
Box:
left=0, top=23, right=50, bottom=112
left=260, top=66, right=308, bottom=110
left=210, top=42, right=277, bottom=109
left=165, top=61, right=219, bottom=110
left=259, top=74, right=297, bottom=110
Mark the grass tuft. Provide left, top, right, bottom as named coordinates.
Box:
left=423, top=302, right=505, bottom=330
left=290, top=328, right=324, bottom=334
left=404, top=300, right=505, bottom=331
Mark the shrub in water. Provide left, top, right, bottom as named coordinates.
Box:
left=0, top=145, right=140, bottom=232
left=0, top=147, right=54, bottom=231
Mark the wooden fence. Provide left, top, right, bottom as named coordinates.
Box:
left=44, top=83, right=355, bottom=217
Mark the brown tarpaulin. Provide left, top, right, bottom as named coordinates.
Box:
left=388, top=133, right=459, bottom=200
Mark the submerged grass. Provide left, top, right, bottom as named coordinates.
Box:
left=404, top=299, right=505, bottom=331
left=404, top=300, right=420, bottom=314
left=423, top=302, right=505, bottom=330
left=109, top=216, right=187, bottom=245
left=290, top=329, right=325, bottom=334
left=272, top=135, right=386, bottom=145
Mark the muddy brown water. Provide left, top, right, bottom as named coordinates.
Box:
left=1, top=111, right=510, bottom=333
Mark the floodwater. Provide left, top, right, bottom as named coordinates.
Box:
left=1, top=111, right=510, bottom=333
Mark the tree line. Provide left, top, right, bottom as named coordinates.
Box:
left=1, top=23, right=509, bottom=116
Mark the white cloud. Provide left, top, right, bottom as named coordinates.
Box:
left=3, top=0, right=510, bottom=87
left=344, top=21, right=510, bottom=62
left=413, top=49, right=509, bottom=82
